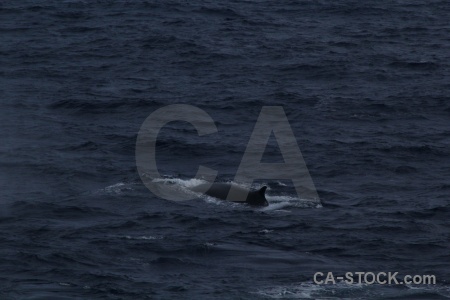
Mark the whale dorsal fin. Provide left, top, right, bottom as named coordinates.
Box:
left=259, top=186, right=267, bottom=196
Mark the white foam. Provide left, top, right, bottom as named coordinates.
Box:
left=259, top=229, right=274, bottom=234
left=255, top=282, right=323, bottom=299
left=123, top=235, right=162, bottom=240
left=101, top=182, right=135, bottom=194
left=262, top=195, right=322, bottom=211
left=151, top=177, right=207, bottom=188
left=256, top=281, right=450, bottom=299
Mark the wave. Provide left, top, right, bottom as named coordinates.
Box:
left=256, top=281, right=450, bottom=299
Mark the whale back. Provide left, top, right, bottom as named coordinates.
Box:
left=191, top=183, right=269, bottom=206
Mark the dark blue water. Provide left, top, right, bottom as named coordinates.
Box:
left=1, top=0, right=450, bottom=299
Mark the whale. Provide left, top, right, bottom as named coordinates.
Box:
left=190, top=183, right=269, bottom=206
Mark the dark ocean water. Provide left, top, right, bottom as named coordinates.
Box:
left=1, top=0, right=450, bottom=299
